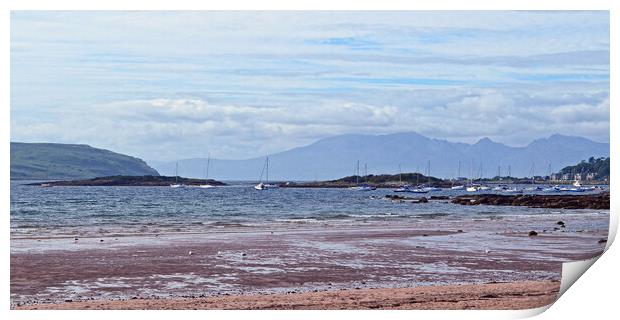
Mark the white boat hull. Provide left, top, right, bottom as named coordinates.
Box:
left=255, top=183, right=279, bottom=190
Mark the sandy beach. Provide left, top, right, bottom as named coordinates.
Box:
left=16, top=280, right=559, bottom=310
left=11, top=211, right=606, bottom=310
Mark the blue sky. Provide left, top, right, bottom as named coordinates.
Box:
left=10, top=11, right=609, bottom=161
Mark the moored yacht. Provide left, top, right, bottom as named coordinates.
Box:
left=254, top=156, right=279, bottom=190
left=170, top=162, right=187, bottom=188
left=393, top=184, right=426, bottom=193
left=198, top=154, right=216, bottom=189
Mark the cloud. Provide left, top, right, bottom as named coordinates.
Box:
left=10, top=11, right=610, bottom=160
left=11, top=90, right=609, bottom=161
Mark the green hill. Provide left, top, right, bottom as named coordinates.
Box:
left=331, top=173, right=443, bottom=185
left=10, top=142, right=159, bottom=180
left=558, top=157, right=610, bottom=180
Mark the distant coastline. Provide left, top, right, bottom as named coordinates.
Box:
left=26, top=175, right=226, bottom=187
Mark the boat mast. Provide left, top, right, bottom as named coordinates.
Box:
left=427, top=160, right=431, bottom=185
left=205, top=153, right=211, bottom=184
left=399, top=164, right=402, bottom=183
left=470, top=159, right=474, bottom=184
left=175, top=161, right=179, bottom=184
left=356, top=160, right=360, bottom=184
left=266, top=157, right=269, bottom=184
left=416, top=165, right=420, bottom=186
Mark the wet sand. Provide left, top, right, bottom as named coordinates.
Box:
left=17, top=280, right=559, bottom=310
left=11, top=212, right=607, bottom=309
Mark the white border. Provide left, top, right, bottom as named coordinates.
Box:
left=3, top=1, right=616, bottom=320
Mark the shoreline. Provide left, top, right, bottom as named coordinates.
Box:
left=12, top=218, right=605, bottom=307
left=15, top=280, right=560, bottom=310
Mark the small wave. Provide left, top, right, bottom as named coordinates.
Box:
left=274, top=218, right=321, bottom=224
left=207, top=221, right=249, bottom=228
left=416, top=212, right=450, bottom=219
left=348, top=213, right=404, bottom=219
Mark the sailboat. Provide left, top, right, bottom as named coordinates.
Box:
left=170, top=161, right=187, bottom=188
left=466, top=160, right=479, bottom=192
left=350, top=161, right=376, bottom=191
left=394, top=184, right=427, bottom=193
left=567, top=178, right=586, bottom=192
left=524, top=163, right=542, bottom=191
left=255, top=156, right=279, bottom=190
left=422, top=160, right=441, bottom=192
left=393, top=164, right=421, bottom=192
left=199, top=154, right=216, bottom=188
left=451, top=161, right=464, bottom=189
left=394, top=167, right=426, bottom=193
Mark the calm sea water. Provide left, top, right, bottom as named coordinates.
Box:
left=10, top=181, right=608, bottom=238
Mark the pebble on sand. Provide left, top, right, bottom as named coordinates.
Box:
left=598, top=239, right=608, bottom=244
left=188, top=251, right=193, bottom=255
left=528, top=231, right=538, bottom=237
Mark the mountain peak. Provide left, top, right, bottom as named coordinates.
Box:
left=149, top=132, right=609, bottom=180
left=528, top=134, right=600, bottom=148
left=475, top=137, right=495, bottom=145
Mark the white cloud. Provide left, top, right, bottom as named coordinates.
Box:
left=10, top=11, right=609, bottom=160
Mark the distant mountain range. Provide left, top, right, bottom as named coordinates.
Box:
left=149, top=132, right=610, bottom=181
left=11, top=142, right=159, bottom=180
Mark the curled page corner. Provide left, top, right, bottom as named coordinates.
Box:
left=516, top=304, right=552, bottom=318
left=558, top=256, right=601, bottom=298
left=520, top=255, right=605, bottom=318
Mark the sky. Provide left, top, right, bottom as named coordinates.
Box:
left=10, top=11, right=610, bottom=161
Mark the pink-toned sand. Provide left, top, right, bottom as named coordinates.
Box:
left=17, top=280, right=559, bottom=310
left=11, top=216, right=605, bottom=310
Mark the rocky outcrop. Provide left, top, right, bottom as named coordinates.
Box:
left=27, top=175, right=227, bottom=187
left=451, top=192, right=609, bottom=209
left=384, top=195, right=428, bottom=203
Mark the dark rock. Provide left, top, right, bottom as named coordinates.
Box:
left=452, top=192, right=609, bottom=209
left=598, top=239, right=608, bottom=244
left=528, top=231, right=538, bottom=236
left=430, top=196, right=449, bottom=200
left=457, top=230, right=464, bottom=233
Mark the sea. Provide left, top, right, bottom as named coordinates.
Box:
left=10, top=180, right=609, bottom=239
